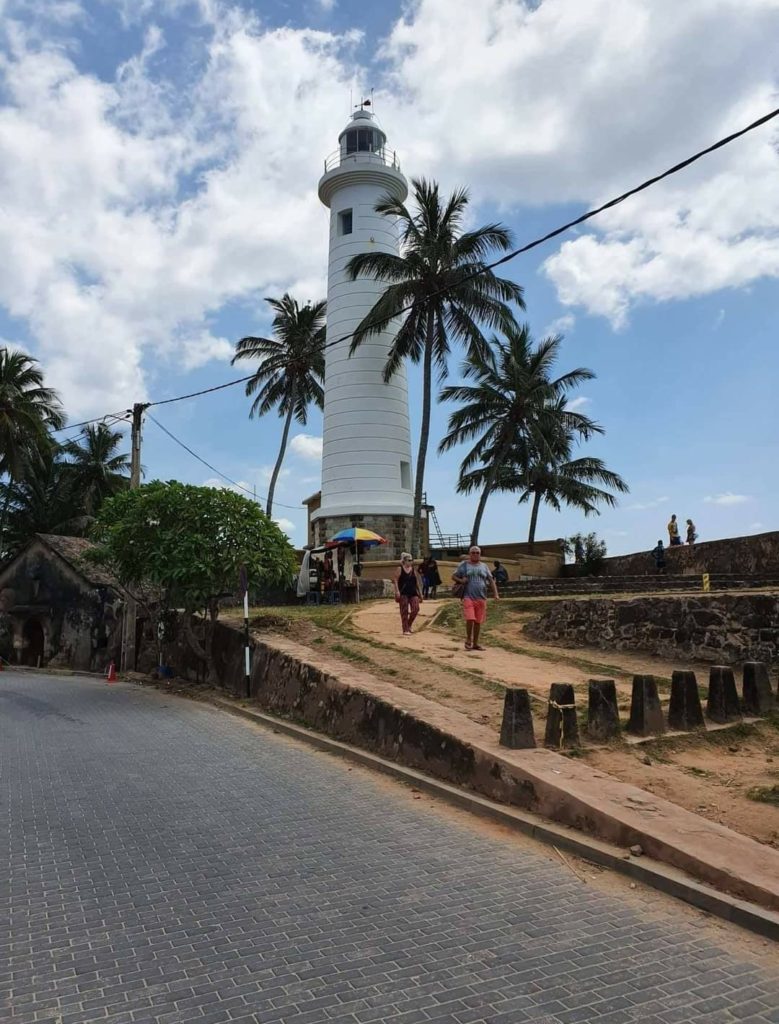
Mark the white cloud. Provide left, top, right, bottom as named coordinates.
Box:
left=316, top=0, right=337, bottom=11
left=704, top=492, right=751, bottom=506
left=543, top=314, right=575, bottom=337
left=4, top=0, right=779, bottom=416
left=289, top=433, right=323, bottom=461
left=566, top=395, right=590, bottom=411
left=273, top=516, right=295, bottom=533
left=626, top=495, right=670, bottom=511
left=178, top=331, right=234, bottom=370
left=381, top=0, right=779, bottom=326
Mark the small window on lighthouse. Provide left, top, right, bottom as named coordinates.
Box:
left=400, top=461, right=412, bottom=490
left=338, top=209, right=353, bottom=235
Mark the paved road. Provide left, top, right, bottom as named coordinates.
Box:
left=1, top=672, right=777, bottom=1024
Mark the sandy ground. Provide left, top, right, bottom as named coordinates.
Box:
left=321, top=598, right=779, bottom=848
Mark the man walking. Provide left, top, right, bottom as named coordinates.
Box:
left=453, top=546, right=499, bottom=652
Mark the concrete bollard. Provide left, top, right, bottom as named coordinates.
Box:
left=626, top=675, right=666, bottom=736
left=544, top=683, right=580, bottom=749
left=706, top=666, right=742, bottom=724
left=742, top=662, right=776, bottom=715
left=499, top=688, right=536, bottom=749
left=587, top=679, right=621, bottom=742
left=668, top=670, right=705, bottom=731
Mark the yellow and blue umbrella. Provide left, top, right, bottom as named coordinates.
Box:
left=326, top=527, right=387, bottom=548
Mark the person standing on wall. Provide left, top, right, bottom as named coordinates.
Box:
left=394, top=553, right=422, bottom=635
left=667, top=514, right=682, bottom=546
left=652, top=540, right=667, bottom=574
left=686, top=518, right=698, bottom=545
left=452, top=546, right=499, bottom=652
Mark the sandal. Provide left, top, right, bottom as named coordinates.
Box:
left=472, top=644, right=485, bottom=651
left=464, top=642, right=473, bottom=651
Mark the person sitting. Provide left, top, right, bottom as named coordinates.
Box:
left=652, top=540, right=667, bottom=574
left=493, top=560, right=509, bottom=584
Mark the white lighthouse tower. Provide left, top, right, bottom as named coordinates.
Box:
left=311, top=107, right=415, bottom=558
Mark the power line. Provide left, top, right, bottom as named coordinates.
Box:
left=52, top=104, right=779, bottom=431
left=148, top=375, right=255, bottom=408
left=318, top=104, right=779, bottom=355
left=146, top=412, right=301, bottom=512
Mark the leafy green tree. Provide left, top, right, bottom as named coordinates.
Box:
left=62, top=422, right=130, bottom=518
left=563, top=531, right=608, bottom=576
left=439, top=325, right=595, bottom=545
left=232, top=295, right=326, bottom=519
left=90, top=481, right=296, bottom=678
left=346, top=178, right=524, bottom=555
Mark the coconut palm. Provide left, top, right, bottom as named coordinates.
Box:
left=232, top=295, right=326, bottom=519
left=0, top=347, right=64, bottom=478
left=460, top=403, right=629, bottom=549
left=346, top=178, right=524, bottom=555
left=439, top=325, right=597, bottom=545
left=0, top=347, right=64, bottom=555
left=0, top=452, right=78, bottom=557
left=61, top=422, right=130, bottom=518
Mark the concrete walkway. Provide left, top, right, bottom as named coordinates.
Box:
left=2, top=670, right=778, bottom=1024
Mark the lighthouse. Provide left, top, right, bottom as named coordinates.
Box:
left=311, top=107, right=415, bottom=558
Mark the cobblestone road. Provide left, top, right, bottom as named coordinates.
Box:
left=1, top=672, right=777, bottom=1024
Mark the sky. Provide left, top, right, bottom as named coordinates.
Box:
left=1, top=0, right=778, bottom=554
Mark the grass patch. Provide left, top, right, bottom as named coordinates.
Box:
left=746, top=784, right=779, bottom=805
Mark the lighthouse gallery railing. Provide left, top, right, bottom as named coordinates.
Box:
left=323, top=148, right=401, bottom=174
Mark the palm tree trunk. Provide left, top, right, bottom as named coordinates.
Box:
left=0, top=477, right=12, bottom=558
left=411, top=310, right=435, bottom=557
left=266, top=392, right=296, bottom=520
left=470, top=436, right=512, bottom=546
left=527, top=489, right=543, bottom=553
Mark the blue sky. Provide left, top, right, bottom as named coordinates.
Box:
left=1, top=0, right=778, bottom=553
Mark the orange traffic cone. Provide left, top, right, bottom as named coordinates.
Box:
left=106, top=660, right=117, bottom=683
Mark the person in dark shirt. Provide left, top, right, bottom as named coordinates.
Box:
left=493, top=561, right=509, bottom=584
left=652, top=540, right=666, bottom=574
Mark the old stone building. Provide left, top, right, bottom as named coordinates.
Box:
left=0, top=534, right=122, bottom=672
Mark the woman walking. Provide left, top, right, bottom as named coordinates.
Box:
left=418, top=556, right=431, bottom=599
left=426, top=555, right=442, bottom=599
left=394, top=553, right=422, bottom=635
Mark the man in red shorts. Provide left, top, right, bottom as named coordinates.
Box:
left=452, top=546, right=499, bottom=651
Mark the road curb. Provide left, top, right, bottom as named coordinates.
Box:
left=205, top=693, right=779, bottom=942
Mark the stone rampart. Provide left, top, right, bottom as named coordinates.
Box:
left=525, top=592, right=779, bottom=664
left=603, top=530, right=779, bottom=577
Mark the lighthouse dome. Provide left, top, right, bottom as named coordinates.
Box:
left=337, top=108, right=387, bottom=158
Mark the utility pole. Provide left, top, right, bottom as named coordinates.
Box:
left=122, top=402, right=148, bottom=672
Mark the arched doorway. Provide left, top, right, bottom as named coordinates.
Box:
left=23, top=619, right=45, bottom=667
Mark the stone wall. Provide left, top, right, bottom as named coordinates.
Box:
left=603, top=530, right=779, bottom=577
left=526, top=592, right=779, bottom=664
left=310, top=512, right=424, bottom=562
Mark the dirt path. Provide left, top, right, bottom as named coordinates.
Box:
left=346, top=599, right=779, bottom=847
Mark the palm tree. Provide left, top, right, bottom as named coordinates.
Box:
left=439, top=325, right=597, bottom=545
left=232, top=295, right=326, bottom=519
left=461, top=403, right=629, bottom=550
left=0, top=452, right=79, bottom=557
left=0, top=347, right=64, bottom=479
left=0, top=347, right=64, bottom=555
left=346, top=178, right=524, bottom=555
left=62, top=422, right=130, bottom=519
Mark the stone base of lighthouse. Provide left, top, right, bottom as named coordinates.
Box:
left=308, top=510, right=428, bottom=562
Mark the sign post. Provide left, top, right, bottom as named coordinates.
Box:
left=239, top=564, right=251, bottom=698
left=702, top=572, right=710, bottom=593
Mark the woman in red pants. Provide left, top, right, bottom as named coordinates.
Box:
left=394, top=553, right=422, bottom=635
